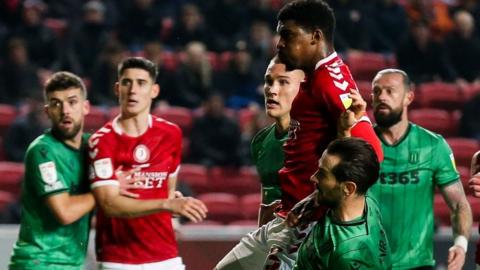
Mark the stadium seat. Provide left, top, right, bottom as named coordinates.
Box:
left=0, top=104, right=17, bottom=138
left=84, top=106, right=107, bottom=133
left=108, top=106, right=120, bottom=120
left=0, top=137, right=6, bottom=161
left=346, top=52, right=388, bottom=81
left=355, top=80, right=372, bottom=108
left=0, top=190, right=16, bottom=213
left=459, top=83, right=480, bottom=101
left=152, top=106, right=193, bottom=135
left=457, top=166, right=471, bottom=195
left=434, top=194, right=450, bottom=226
left=207, top=52, right=220, bottom=71
left=0, top=162, right=24, bottom=197
left=417, top=82, right=462, bottom=110
left=240, top=193, right=261, bottom=220
left=182, top=220, right=223, bottom=227
left=218, top=51, right=234, bottom=71
left=182, top=137, right=191, bottom=161
left=178, top=164, right=209, bottom=195
left=197, top=193, right=242, bottom=224
left=408, top=109, right=456, bottom=137
left=229, top=220, right=257, bottom=226
left=161, top=51, right=179, bottom=71
left=468, top=196, right=480, bottom=221
left=209, top=166, right=260, bottom=196
left=446, top=138, right=479, bottom=168
left=237, top=108, right=258, bottom=133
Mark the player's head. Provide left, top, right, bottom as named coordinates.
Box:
left=276, top=0, right=335, bottom=71
left=372, top=69, right=414, bottom=128
left=116, top=57, right=159, bottom=117
left=44, top=71, right=90, bottom=140
left=310, top=138, right=379, bottom=208
left=264, top=56, right=304, bottom=119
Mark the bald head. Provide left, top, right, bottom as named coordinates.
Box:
left=454, top=10, right=475, bottom=37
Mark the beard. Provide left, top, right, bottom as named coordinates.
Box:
left=52, top=121, right=82, bottom=140
left=374, top=106, right=403, bottom=128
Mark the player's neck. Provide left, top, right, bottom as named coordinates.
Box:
left=118, top=112, right=150, bottom=137
left=275, top=115, right=290, bottom=134
left=378, top=119, right=409, bottom=145
left=63, top=132, right=83, bottom=149
left=332, top=195, right=365, bottom=222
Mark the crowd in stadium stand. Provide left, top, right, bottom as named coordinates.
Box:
left=0, top=0, right=480, bottom=224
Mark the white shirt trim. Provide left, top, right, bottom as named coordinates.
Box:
left=314, top=52, right=338, bottom=70
left=91, top=180, right=119, bottom=189
left=112, top=114, right=153, bottom=136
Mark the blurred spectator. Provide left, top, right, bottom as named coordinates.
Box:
left=328, top=0, right=373, bottom=52
left=247, top=0, right=278, bottom=30
left=0, top=38, right=41, bottom=105
left=66, top=0, right=111, bottom=77
left=169, top=41, right=213, bottom=108
left=396, top=20, right=457, bottom=83
left=446, top=10, right=480, bottom=83
left=455, top=0, right=480, bottom=37
left=142, top=41, right=174, bottom=104
left=405, top=0, right=454, bottom=39
left=89, top=41, right=126, bottom=106
left=370, top=0, right=409, bottom=53
left=189, top=94, right=242, bottom=167
left=5, top=96, right=48, bottom=162
left=459, top=93, right=480, bottom=140
left=13, top=0, right=59, bottom=69
left=166, top=3, right=210, bottom=49
left=205, top=0, right=249, bottom=51
left=117, top=0, right=162, bottom=50
left=214, top=41, right=261, bottom=108
left=248, top=20, right=274, bottom=78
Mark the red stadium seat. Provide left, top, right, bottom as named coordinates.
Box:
left=108, top=106, right=121, bottom=120
left=240, top=193, right=261, bottom=220
left=0, top=190, right=16, bottom=212
left=446, top=138, right=479, bottom=168
left=218, top=51, right=234, bottom=71
left=182, top=220, right=223, bottom=227
left=457, top=166, right=471, bottom=195
left=182, top=137, right=191, bottom=161
left=417, top=82, right=462, bottom=110
left=161, top=51, right=179, bottom=71
left=209, top=166, right=260, bottom=196
left=459, top=83, right=480, bottom=101
left=408, top=109, right=456, bottom=137
left=0, top=104, right=17, bottom=138
left=346, top=52, right=389, bottom=81
left=197, top=192, right=242, bottom=224
left=355, top=80, right=372, bottom=108
left=178, top=164, right=209, bottom=195
left=0, top=162, right=24, bottom=197
left=434, top=194, right=450, bottom=226
left=229, top=220, right=258, bottom=226
left=153, top=106, right=193, bottom=135
left=0, top=137, right=6, bottom=161
left=237, top=108, right=258, bottom=133
left=84, top=106, right=107, bottom=133
left=207, top=52, right=220, bottom=71
left=468, top=196, right=480, bottom=221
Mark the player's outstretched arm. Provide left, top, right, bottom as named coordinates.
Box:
left=45, top=192, right=95, bottom=225
left=92, top=185, right=208, bottom=221
left=440, top=181, right=472, bottom=270
left=468, top=151, right=480, bottom=198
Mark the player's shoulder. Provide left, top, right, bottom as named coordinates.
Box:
left=313, top=57, right=355, bottom=90
left=26, top=132, right=57, bottom=153
left=252, top=124, right=276, bottom=146
left=409, top=123, right=446, bottom=143
left=89, top=122, right=116, bottom=146
left=151, top=115, right=183, bottom=137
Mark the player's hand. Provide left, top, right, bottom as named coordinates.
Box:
left=259, top=200, right=282, bottom=226
left=115, top=166, right=143, bottom=198
left=338, top=89, right=366, bottom=137
left=349, top=88, right=367, bottom=118
left=447, top=245, right=466, bottom=270
left=166, top=197, right=208, bottom=223
left=285, top=190, right=319, bottom=227
left=468, top=173, right=480, bottom=198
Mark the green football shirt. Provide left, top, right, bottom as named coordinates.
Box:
left=9, top=131, right=91, bottom=270
left=294, top=196, right=391, bottom=270
left=368, top=123, right=459, bottom=269
left=251, top=124, right=287, bottom=204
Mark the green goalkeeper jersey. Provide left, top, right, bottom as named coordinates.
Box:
left=368, top=123, right=459, bottom=269
left=251, top=124, right=287, bottom=204
left=9, top=131, right=91, bottom=270
left=294, top=196, right=391, bottom=270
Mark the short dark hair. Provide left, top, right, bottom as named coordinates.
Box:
left=326, top=138, right=379, bottom=195
left=277, top=0, right=335, bottom=43
left=44, top=71, right=87, bottom=100
left=117, top=57, right=158, bottom=81
left=374, top=68, right=413, bottom=92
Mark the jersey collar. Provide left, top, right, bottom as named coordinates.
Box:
left=314, top=51, right=338, bottom=70
left=112, top=114, right=153, bottom=135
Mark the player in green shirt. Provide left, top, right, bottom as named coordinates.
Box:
left=250, top=56, right=304, bottom=226
left=9, top=72, right=95, bottom=270
left=368, top=69, right=472, bottom=270
left=293, top=137, right=391, bottom=270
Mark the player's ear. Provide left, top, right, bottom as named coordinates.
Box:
left=312, top=29, right=323, bottom=45
left=114, top=82, right=120, bottom=97
left=83, top=99, right=91, bottom=116
left=404, top=88, right=414, bottom=107
left=151, top=83, right=160, bottom=99
left=343, top=181, right=357, bottom=197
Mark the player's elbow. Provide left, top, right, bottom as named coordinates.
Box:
left=53, top=211, right=80, bottom=225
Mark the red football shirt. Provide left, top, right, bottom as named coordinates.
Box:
left=89, top=115, right=182, bottom=264
left=278, top=52, right=376, bottom=215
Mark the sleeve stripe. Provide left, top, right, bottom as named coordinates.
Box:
left=91, top=180, right=119, bottom=189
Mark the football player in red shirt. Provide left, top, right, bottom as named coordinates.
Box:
left=215, top=1, right=382, bottom=269
left=468, top=151, right=480, bottom=268
left=89, top=57, right=207, bottom=270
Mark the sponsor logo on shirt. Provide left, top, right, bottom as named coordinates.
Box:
left=133, top=171, right=169, bottom=188
left=134, top=144, right=150, bottom=163
left=39, top=161, right=58, bottom=184
left=94, top=158, right=114, bottom=179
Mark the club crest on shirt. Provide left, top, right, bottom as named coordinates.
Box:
left=94, top=158, right=113, bottom=179
left=134, top=144, right=150, bottom=163
left=409, top=152, right=419, bottom=164
left=39, top=161, right=58, bottom=184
